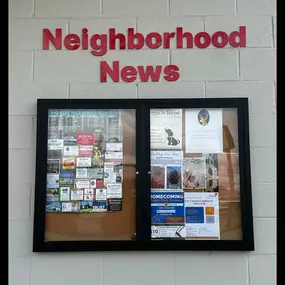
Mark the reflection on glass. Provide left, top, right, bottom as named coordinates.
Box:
left=150, top=108, right=242, bottom=241
left=45, top=109, right=136, bottom=241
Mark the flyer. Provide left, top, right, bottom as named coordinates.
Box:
left=90, top=168, right=104, bottom=179
left=75, top=179, right=90, bottom=189
left=62, top=202, right=72, bottom=212
left=71, top=201, right=81, bottom=212
left=104, top=172, right=117, bottom=184
left=107, top=183, right=122, bottom=198
left=151, top=166, right=165, bottom=190
left=106, top=142, right=123, bottom=151
left=184, top=192, right=220, bottom=238
left=46, top=188, right=59, bottom=202
left=151, top=225, right=185, bottom=239
left=62, top=157, right=75, bottom=170
left=59, top=170, right=75, bottom=178
left=95, top=188, right=107, bottom=200
left=76, top=168, right=88, bottom=178
left=47, top=159, right=60, bottom=174
left=90, top=179, right=96, bottom=188
left=48, top=139, right=64, bottom=150
left=166, top=166, right=182, bottom=190
left=185, top=108, right=223, bottom=153
left=107, top=198, right=122, bottom=211
left=47, top=150, right=62, bottom=159
left=105, top=151, right=123, bottom=160
left=79, top=145, right=93, bottom=156
left=96, top=179, right=104, bottom=188
left=77, top=133, right=94, bottom=145
left=203, top=153, right=219, bottom=193
left=80, top=201, right=93, bottom=212
left=87, top=168, right=98, bottom=178
left=59, top=177, right=74, bottom=186
left=46, top=201, right=62, bottom=212
left=151, top=150, right=182, bottom=165
left=70, top=189, right=84, bottom=200
left=63, top=137, right=77, bottom=146
left=182, top=158, right=206, bottom=189
left=46, top=174, right=59, bottom=188
left=93, top=201, right=107, bottom=212
left=63, top=145, right=79, bottom=156
left=59, top=186, right=70, bottom=201
left=150, top=109, right=182, bottom=150
left=151, top=192, right=184, bottom=224
left=76, top=157, right=92, bottom=167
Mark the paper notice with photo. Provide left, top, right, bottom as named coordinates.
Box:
left=59, top=187, right=70, bottom=201
left=76, top=157, right=92, bottom=167
left=63, top=145, right=79, bottom=156
left=47, top=159, right=60, bottom=174
left=185, top=108, right=223, bottom=153
left=184, top=192, right=220, bottom=239
left=150, top=109, right=182, bottom=150
left=48, top=139, right=63, bottom=150
left=107, top=183, right=122, bottom=198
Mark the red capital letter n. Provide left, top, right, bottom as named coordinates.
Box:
left=43, top=28, right=62, bottom=50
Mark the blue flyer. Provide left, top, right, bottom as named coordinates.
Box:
left=46, top=201, right=62, bottom=212
left=151, top=192, right=184, bottom=224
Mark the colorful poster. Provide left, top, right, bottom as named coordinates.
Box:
left=63, top=145, right=79, bottom=156
left=93, top=201, right=107, bottom=212
left=166, top=166, right=182, bottom=189
left=95, top=188, right=107, bottom=200
left=185, top=108, right=223, bottom=153
left=46, top=201, right=62, bottom=212
left=77, top=133, right=94, bottom=145
left=76, top=157, right=92, bottom=167
left=80, top=201, right=93, bottom=212
left=182, top=158, right=206, bottom=189
left=59, top=170, right=74, bottom=178
left=107, top=183, right=122, bottom=198
left=47, top=159, right=60, bottom=174
left=46, top=174, right=59, bottom=188
left=59, top=186, right=70, bottom=201
left=184, top=192, right=220, bottom=239
left=96, top=179, right=104, bottom=188
left=48, top=139, right=64, bottom=150
left=150, top=109, right=182, bottom=150
left=62, top=157, right=75, bottom=170
left=151, top=166, right=165, bottom=190
left=151, top=225, right=185, bottom=239
left=151, top=192, right=184, bottom=224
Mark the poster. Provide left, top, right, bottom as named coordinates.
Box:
left=59, top=187, right=70, bottom=201
left=76, top=168, right=88, bottom=178
left=46, top=201, right=62, bottom=212
left=106, top=142, right=123, bottom=151
left=75, top=179, right=90, bottom=189
left=105, top=151, right=123, bottom=160
left=84, top=189, right=94, bottom=200
left=63, top=145, right=79, bottom=156
left=46, top=174, right=59, bottom=188
left=93, top=201, right=107, bottom=212
left=79, top=145, right=93, bottom=156
left=184, top=192, right=220, bottom=238
left=151, top=192, right=184, bottom=224
left=107, top=198, right=122, bottom=211
left=77, top=133, right=94, bottom=145
left=62, top=157, right=75, bottom=170
left=107, top=183, right=122, bottom=198
left=62, top=202, right=72, bottom=212
left=80, top=201, right=93, bottom=212
left=150, top=109, right=182, bottom=150
left=48, top=139, right=63, bottom=150
left=47, top=159, right=60, bottom=174
left=76, top=157, right=92, bottom=167
left=151, top=166, right=165, bottom=189
left=182, top=158, right=206, bottom=189
left=204, top=153, right=219, bottom=192
left=70, top=189, right=84, bottom=200
left=95, top=188, right=107, bottom=200
left=46, top=188, right=59, bottom=202
left=166, top=166, right=182, bottom=189
left=185, top=108, right=223, bottom=153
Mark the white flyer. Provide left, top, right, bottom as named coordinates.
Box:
left=151, top=225, right=185, bottom=239
left=96, top=188, right=107, bottom=200
left=63, top=145, right=79, bottom=156
left=76, top=157, right=92, bottom=167
left=62, top=202, right=72, bottom=212
left=59, top=187, right=70, bottom=201
left=185, top=108, right=223, bottom=153
left=46, top=174, right=59, bottom=188
left=76, top=168, right=88, bottom=178
left=48, top=139, right=64, bottom=150
left=107, top=183, right=122, bottom=198
left=106, top=142, right=123, bottom=151
left=75, top=179, right=90, bottom=189
left=150, top=109, right=182, bottom=150
left=151, top=150, right=182, bottom=165
left=105, top=151, right=123, bottom=160
left=184, top=192, right=220, bottom=239
left=104, top=172, right=117, bottom=184
left=104, top=162, right=114, bottom=173
left=70, top=189, right=84, bottom=200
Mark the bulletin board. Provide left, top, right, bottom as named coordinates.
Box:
left=33, top=98, right=254, bottom=252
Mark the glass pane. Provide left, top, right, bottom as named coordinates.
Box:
left=45, top=109, right=136, bottom=241
left=150, top=108, right=242, bottom=240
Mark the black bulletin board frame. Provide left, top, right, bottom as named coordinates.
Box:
left=33, top=98, right=254, bottom=252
